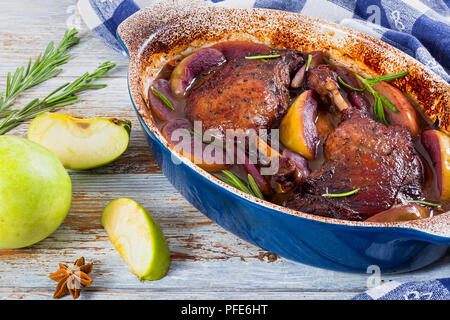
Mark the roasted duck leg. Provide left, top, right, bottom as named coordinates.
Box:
left=284, top=108, right=424, bottom=220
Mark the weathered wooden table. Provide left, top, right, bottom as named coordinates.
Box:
left=0, top=0, right=448, bottom=300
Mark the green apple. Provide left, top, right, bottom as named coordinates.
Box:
left=0, top=135, right=72, bottom=249
left=101, top=198, right=170, bottom=280
left=28, top=112, right=131, bottom=170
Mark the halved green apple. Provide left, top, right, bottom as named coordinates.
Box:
left=28, top=112, right=131, bottom=170
left=101, top=198, right=170, bottom=281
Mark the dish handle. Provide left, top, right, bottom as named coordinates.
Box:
left=116, top=0, right=210, bottom=57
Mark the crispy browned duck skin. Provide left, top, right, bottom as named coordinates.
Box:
left=186, top=50, right=303, bottom=134
left=284, top=108, right=424, bottom=220
left=185, top=46, right=305, bottom=193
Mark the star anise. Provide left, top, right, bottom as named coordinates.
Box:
left=49, top=257, right=93, bottom=299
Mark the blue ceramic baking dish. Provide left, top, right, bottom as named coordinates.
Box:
left=117, top=2, right=449, bottom=273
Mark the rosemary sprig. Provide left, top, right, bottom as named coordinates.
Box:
left=0, top=61, right=116, bottom=135
left=247, top=174, right=264, bottom=200
left=150, top=87, right=174, bottom=110
left=405, top=200, right=441, bottom=207
left=374, top=95, right=388, bottom=125
left=322, top=188, right=360, bottom=197
left=305, top=54, right=313, bottom=71
left=245, top=54, right=281, bottom=60
left=0, top=28, right=80, bottom=112
left=355, top=74, right=400, bottom=126
left=378, top=93, right=398, bottom=113
left=342, top=71, right=407, bottom=125
left=365, top=71, right=409, bottom=85
left=215, top=170, right=264, bottom=199
left=337, top=76, right=364, bottom=92
left=221, top=170, right=253, bottom=195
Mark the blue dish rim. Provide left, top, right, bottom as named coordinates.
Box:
left=116, top=26, right=450, bottom=246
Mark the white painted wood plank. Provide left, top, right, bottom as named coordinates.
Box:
left=0, top=0, right=448, bottom=301
left=0, top=288, right=358, bottom=300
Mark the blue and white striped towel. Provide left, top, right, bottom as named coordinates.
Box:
left=76, top=0, right=450, bottom=300
left=76, top=0, right=450, bottom=82
left=352, top=277, right=450, bottom=300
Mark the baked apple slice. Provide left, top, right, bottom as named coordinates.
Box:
left=372, top=81, right=420, bottom=137
left=280, top=90, right=319, bottom=159
left=366, top=204, right=430, bottom=222
left=162, top=119, right=229, bottom=172
left=211, top=41, right=270, bottom=60
left=170, top=47, right=226, bottom=97
left=421, top=129, right=450, bottom=201
left=149, top=78, right=180, bottom=121
left=28, top=112, right=130, bottom=170
left=282, top=148, right=310, bottom=179
left=316, top=111, right=334, bottom=142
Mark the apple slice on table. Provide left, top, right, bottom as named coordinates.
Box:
left=28, top=112, right=131, bottom=170
left=421, top=129, right=450, bottom=201
left=372, top=81, right=420, bottom=137
left=280, top=90, right=319, bottom=160
left=101, top=198, right=170, bottom=281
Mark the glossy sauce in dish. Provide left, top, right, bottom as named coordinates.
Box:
left=147, top=41, right=449, bottom=222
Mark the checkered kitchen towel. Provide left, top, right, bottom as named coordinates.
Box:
left=353, top=278, right=450, bottom=300
left=75, top=0, right=450, bottom=82
left=75, top=0, right=450, bottom=300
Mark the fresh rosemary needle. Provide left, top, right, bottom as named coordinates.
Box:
left=355, top=74, right=398, bottom=126
left=215, top=170, right=264, bottom=199
left=0, top=28, right=80, bottom=112
left=405, top=200, right=441, bottom=207
left=221, top=170, right=254, bottom=195
left=365, top=71, right=409, bottom=85
left=245, top=54, right=281, bottom=60
left=150, top=87, right=174, bottom=110
left=0, top=61, right=116, bottom=135
left=337, top=76, right=364, bottom=92
left=248, top=174, right=264, bottom=200
left=322, top=188, right=360, bottom=197
left=305, top=54, right=313, bottom=71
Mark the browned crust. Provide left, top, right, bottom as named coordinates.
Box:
left=118, top=0, right=449, bottom=236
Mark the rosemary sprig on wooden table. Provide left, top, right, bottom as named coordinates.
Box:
left=0, top=28, right=80, bottom=112
left=0, top=61, right=116, bottom=135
